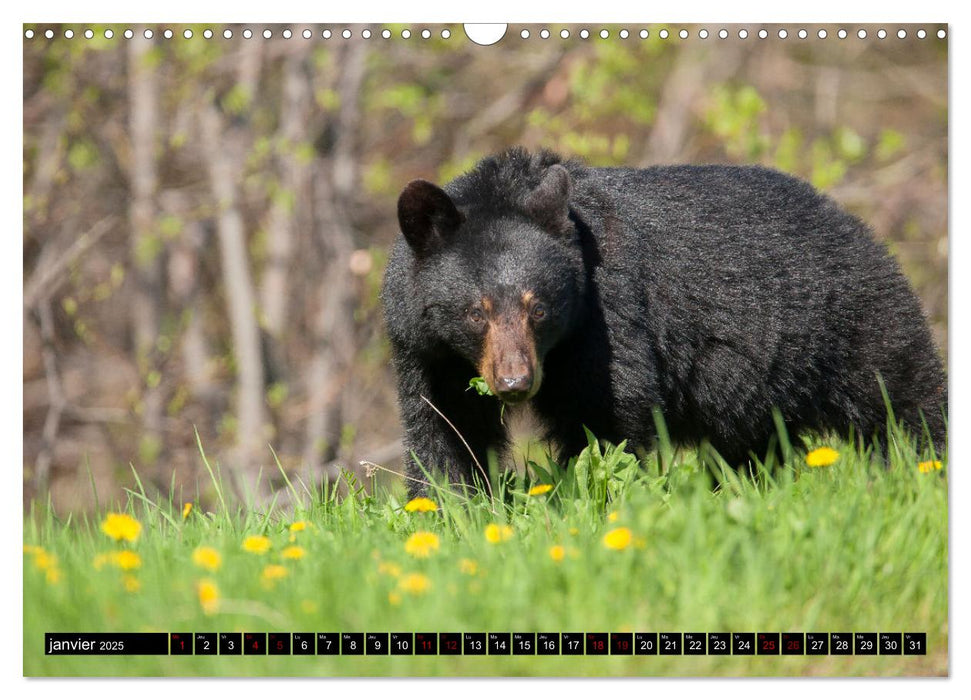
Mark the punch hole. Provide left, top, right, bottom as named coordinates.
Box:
left=817, top=29, right=827, bottom=39
left=362, top=29, right=372, bottom=39
left=223, top=29, right=233, bottom=39
left=540, top=28, right=550, bottom=39
left=184, top=29, right=193, bottom=39
left=619, top=29, right=629, bottom=39
left=837, top=29, right=847, bottom=39
left=84, top=29, right=93, bottom=39
left=659, top=29, right=669, bottom=39
left=401, top=29, right=411, bottom=39
left=282, top=28, right=292, bottom=39
left=45, top=29, right=54, bottom=39
left=381, top=29, right=390, bottom=39
left=560, top=29, right=570, bottom=39
left=917, top=29, right=926, bottom=39
left=302, top=29, right=312, bottom=39
left=599, top=29, right=609, bottom=39
left=877, top=29, right=887, bottom=39
left=263, top=29, right=272, bottom=39
left=203, top=29, right=213, bottom=39
left=521, top=29, right=530, bottom=39
left=464, top=24, right=507, bottom=45
left=421, top=29, right=431, bottom=39
left=323, top=29, right=333, bottom=39
left=579, top=29, right=589, bottom=39
left=25, top=29, right=34, bottom=39
left=699, top=29, right=708, bottom=39
left=164, top=29, right=173, bottom=39
left=778, top=29, right=788, bottom=39
left=124, top=29, right=133, bottom=39
left=343, top=29, right=352, bottom=39
left=65, top=29, right=74, bottom=39
left=738, top=29, right=748, bottom=39
left=105, top=29, right=114, bottom=39
left=857, top=29, right=867, bottom=39
left=897, top=29, right=906, bottom=39
left=441, top=29, right=451, bottom=39
left=937, top=29, right=946, bottom=39
left=798, top=29, right=807, bottom=39
left=718, top=29, right=728, bottom=39
left=243, top=29, right=253, bottom=39
left=144, top=29, right=154, bottom=39
left=678, top=29, right=688, bottom=39
left=758, top=29, right=768, bottom=39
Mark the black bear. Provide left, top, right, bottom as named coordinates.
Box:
left=381, top=148, right=947, bottom=493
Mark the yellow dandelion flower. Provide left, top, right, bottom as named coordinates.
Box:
left=182, top=502, right=193, bottom=519
left=398, top=572, right=431, bottom=595
left=32, top=550, right=58, bottom=572
left=101, top=513, right=142, bottom=543
left=528, top=484, right=553, bottom=496
left=289, top=521, right=309, bottom=533
left=485, top=523, right=514, bottom=544
left=192, top=546, right=222, bottom=572
left=114, top=550, right=141, bottom=571
left=197, top=579, right=219, bottom=615
left=23, top=544, right=45, bottom=556
left=261, top=564, right=288, bottom=589
left=459, top=558, right=478, bottom=576
left=549, top=545, right=566, bottom=562
left=378, top=561, right=402, bottom=578
left=404, top=531, right=441, bottom=558
left=607, top=511, right=619, bottom=523
left=122, top=575, right=140, bottom=593
left=45, top=567, right=63, bottom=584
left=918, top=460, right=943, bottom=473
left=281, top=545, right=306, bottom=560
left=93, top=553, right=111, bottom=570
left=388, top=591, right=403, bottom=606
left=806, top=447, right=839, bottom=468
left=603, top=527, right=633, bottom=551
left=569, top=527, right=579, bottom=536
left=242, top=535, right=271, bottom=554
left=405, top=497, right=439, bottom=512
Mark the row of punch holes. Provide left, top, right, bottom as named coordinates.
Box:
left=24, top=26, right=947, bottom=42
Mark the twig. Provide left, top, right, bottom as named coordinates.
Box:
left=34, top=300, right=65, bottom=494
left=24, top=217, right=116, bottom=309
left=420, top=395, right=495, bottom=502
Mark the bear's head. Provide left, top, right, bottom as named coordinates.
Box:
left=396, top=163, right=587, bottom=404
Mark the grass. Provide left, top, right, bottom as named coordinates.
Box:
left=22, top=423, right=948, bottom=677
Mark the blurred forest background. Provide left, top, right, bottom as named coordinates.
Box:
left=22, top=24, right=948, bottom=512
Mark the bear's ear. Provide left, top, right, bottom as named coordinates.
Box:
left=397, top=179, right=464, bottom=256
left=523, top=164, right=573, bottom=234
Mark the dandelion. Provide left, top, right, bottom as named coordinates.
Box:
left=101, top=513, right=142, bottom=543
left=398, top=572, right=431, bottom=595
left=242, top=535, right=271, bottom=554
left=459, top=558, right=478, bottom=576
left=607, top=511, right=619, bottom=523
left=404, top=497, right=439, bottom=512
left=603, top=527, right=633, bottom=551
left=114, top=550, right=142, bottom=571
left=404, top=531, right=440, bottom=558
left=281, top=545, right=306, bottom=560
left=806, top=447, right=839, bottom=468
left=197, top=579, right=219, bottom=615
left=23, top=544, right=44, bottom=556
left=262, top=564, right=288, bottom=583
left=182, top=503, right=193, bottom=519
left=192, top=546, right=222, bottom=572
left=388, top=591, right=403, bottom=606
left=485, top=523, right=514, bottom=544
left=918, top=460, right=943, bottom=473
left=122, top=575, right=140, bottom=593
left=549, top=545, right=565, bottom=562
left=378, top=561, right=402, bottom=578
left=33, top=550, right=58, bottom=572
left=289, top=521, right=309, bottom=534
left=45, top=567, right=63, bottom=584
left=528, top=484, right=553, bottom=496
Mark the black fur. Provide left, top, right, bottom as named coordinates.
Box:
left=381, top=148, right=948, bottom=493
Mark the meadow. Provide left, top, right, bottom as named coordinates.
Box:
left=23, top=425, right=948, bottom=677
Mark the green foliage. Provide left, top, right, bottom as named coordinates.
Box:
left=23, top=424, right=947, bottom=676
left=468, top=376, right=493, bottom=396
left=704, top=84, right=770, bottom=160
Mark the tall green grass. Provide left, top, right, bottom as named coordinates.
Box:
left=23, top=423, right=947, bottom=677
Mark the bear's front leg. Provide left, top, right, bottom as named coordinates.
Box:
left=393, top=353, right=508, bottom=497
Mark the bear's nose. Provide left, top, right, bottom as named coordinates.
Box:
left=495, top=373, right=532, bottom=402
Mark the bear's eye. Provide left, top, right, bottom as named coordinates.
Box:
left=531, top=303, right=548, bottom=321
left=467, top=307, right=486, bottom=326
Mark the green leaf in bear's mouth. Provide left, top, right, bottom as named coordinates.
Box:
left=468, top=376, right=494, bottom=396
